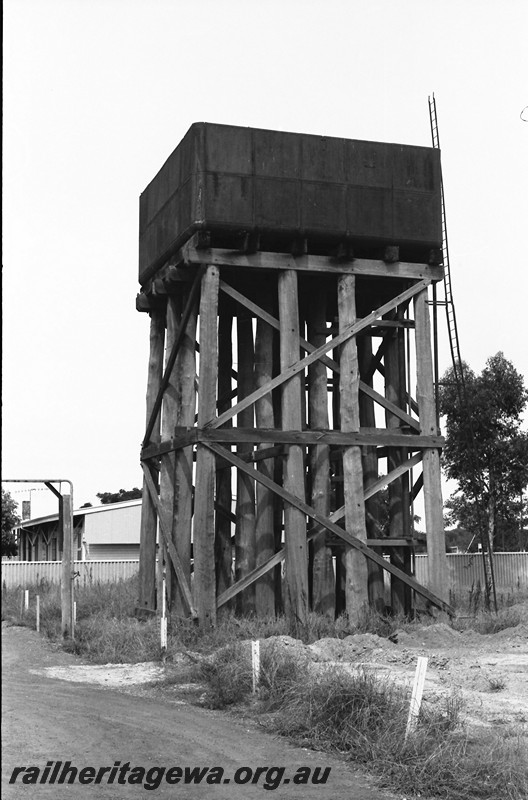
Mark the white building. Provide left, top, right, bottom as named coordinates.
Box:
left=14, top=499, right=142, bottom=561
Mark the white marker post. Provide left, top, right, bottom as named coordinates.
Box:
left=160, top=571, right=167, bottom=653
left=36, top=595, right=40, bottom=633
left=24, top=589, right=29, bottom=612
left=251, top=640, right=260, bottom=694
left=405, top=656, right=428, bottom=740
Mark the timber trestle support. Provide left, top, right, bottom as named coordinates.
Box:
left=137, top=234, right=452, bottom=630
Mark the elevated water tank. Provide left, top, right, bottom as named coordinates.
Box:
left=139, top=123, right=442, bottom=284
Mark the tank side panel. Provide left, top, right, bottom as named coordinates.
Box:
left=139, top=124, right=442, bottom=284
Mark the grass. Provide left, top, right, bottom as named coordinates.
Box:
left=450, top=584, right=527, bottom=618
left=2, top=578, right=526, bottom=662
left=199, top=644, right=528, bottom=800
left=487, top=676, right=507, bottom=692
left=1, top=578, right=162, bottom=662
left=3, top=579, right=527, bottom=798
left=452, top=600, right=525, bottom=635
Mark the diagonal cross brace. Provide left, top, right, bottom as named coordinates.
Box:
left=143, top=265, right=205, bottom=446
left=207, top=443, right=452, bottom=616
left=216, top=452, right=423, bottom=607
left=220, top=280, right=420, bottom=430
left=141, top=463, right=198, bottom=619
left=210, top=278, right=431, bottom=430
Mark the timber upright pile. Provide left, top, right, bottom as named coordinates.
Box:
left=136, top=123, right=452, bottom=632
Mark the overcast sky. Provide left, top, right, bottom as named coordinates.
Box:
left=3, top=0, right=527, bottom=518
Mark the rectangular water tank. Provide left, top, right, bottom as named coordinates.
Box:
left=139, top=123, right=441, bottom=284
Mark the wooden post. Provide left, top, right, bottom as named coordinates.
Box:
left=159, top=296, right=179, bottom=609
left=338, top=274, right=369, bottom=622
left=138, top=308, right=165, bottom=612
left=414, top=288, right=447, bottom=601
left=251, top=639, right=260, bottom=693
left=173, top=286, right=197, bottom=616
left=397, top=307, right=412, bottom=612
left=384, top=319, right=411, bottom=615
left=160, top=570, right=168, bottom=651
left=279, top=270, right=308, bottom=637
left=358, top=335, right=385, bottom=612
left=215, top=304, right=233, bottom=609
left=193, top=265, right=220, bottom=627
left=254, top=304, right=277, bottom=616
left=279, top=270, right=309, bottom=637
left=332, top=326, right=345, bottom=615
left=307, top=284, right=335, bottom=616
left=235, top=312, right=256, bottom=614
left=405, top=656, right=428, bottom=739
left=61, top=493, right=74, bottom=638
left=272, top=324, right=284, bottom=613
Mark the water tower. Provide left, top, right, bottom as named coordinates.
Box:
left=135, top=123, right=450, bottom=631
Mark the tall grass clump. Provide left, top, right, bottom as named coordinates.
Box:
left=260, top=665, right=527, bottom=800
left=67, top=614, right=161, bottom=663
left=1, top=577, right=164, bottom=663
left=2, top=582, right=63, bottom=638
left=172, top=608, right=401, bottom=654
left=199, top=647, right=527, bottom=800
left=75, top=577, right=138, bottom=620
left=198, top=642, right=254, bottom=707
left=66, top=576, right=165, bottom=662
left=173, top=613, right=290, bottom=654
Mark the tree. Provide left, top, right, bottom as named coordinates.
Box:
left=96, top=487, right=142, bottom=505
left=439, top=352, right=528, bottom=552
left=2, top=489, right=20, bottom=557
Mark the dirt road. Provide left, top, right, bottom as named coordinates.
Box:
left=1, top=625, right=398, bottom=800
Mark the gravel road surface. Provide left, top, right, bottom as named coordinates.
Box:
left=2, top=625, right=399, bottom=800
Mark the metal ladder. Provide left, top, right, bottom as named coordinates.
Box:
left=428, top=94, right=465, bottom=389
left=428, top=94, right=497, bottom=611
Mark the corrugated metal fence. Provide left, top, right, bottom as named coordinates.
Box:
left=416, top=553, right=528, bottom=593
left=2, top=554, right=527, bottom=592
left=1, top=560, right=140, bottom=588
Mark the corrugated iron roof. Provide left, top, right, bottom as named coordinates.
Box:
left=14, top=498, right=142, bottom=530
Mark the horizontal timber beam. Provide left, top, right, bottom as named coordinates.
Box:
left=365, top=539, right=417, bottom=547
left=141, top=429, right=442, bottom=460
left=182, top=238, right=444, bottom=281
left=208, top=443, right=453, bottom=616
